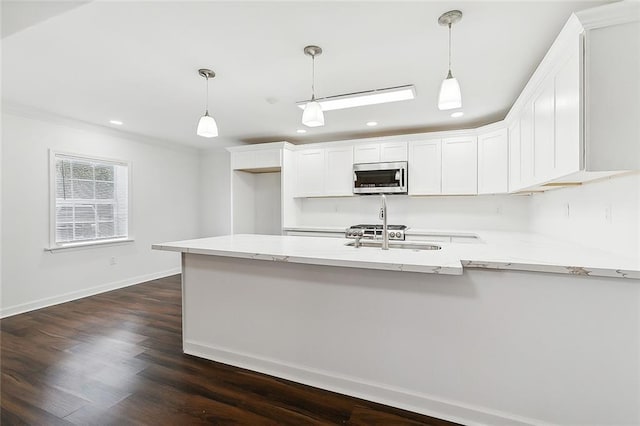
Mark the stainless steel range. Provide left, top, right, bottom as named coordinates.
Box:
left=345, top=224, right=407, bottom=241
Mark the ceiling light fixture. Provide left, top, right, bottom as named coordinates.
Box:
left=438, top=10, right=463, bottom=110
left=196, top=68, right=218, bottom=138
left=302, top=45, right=324, bottom=127
left=451, top=111, right=464, bottom=118
left=296, top=129, right=307, bottom=134
left=109, top=120, right=123, bottom=125
left=366, top=121, right=378, bottom=127
left=297, top=85, right=416, bottom=112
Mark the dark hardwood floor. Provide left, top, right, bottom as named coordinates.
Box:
left=1, top=275, right=459, bottom=425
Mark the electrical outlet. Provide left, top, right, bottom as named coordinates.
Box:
left=110, top=256, right=117, bottom=266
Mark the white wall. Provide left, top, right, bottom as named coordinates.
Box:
left=298, top=194, right=531, bottom=232
left=1, top=112, right=201, bottom=317
left=529, top=173, right=640, bottom=257
left=254, top=172, right=281, bottom=235
left=199, top=149, right=231, bottom=237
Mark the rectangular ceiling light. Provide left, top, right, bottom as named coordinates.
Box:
left=296, top=85, right=416, bottom=111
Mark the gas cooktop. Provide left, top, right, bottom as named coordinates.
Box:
left=345, top=224, right=407, bottom=240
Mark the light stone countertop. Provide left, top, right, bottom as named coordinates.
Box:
left=153, top=231, right=639, bottom=279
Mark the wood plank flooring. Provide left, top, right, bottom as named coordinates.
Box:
left=1, top=275, right=459, bottom=425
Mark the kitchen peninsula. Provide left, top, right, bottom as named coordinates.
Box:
left=153, top=233, right=639, bottom=425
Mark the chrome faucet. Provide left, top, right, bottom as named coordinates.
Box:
left=379, top=194, right=389, bottom=250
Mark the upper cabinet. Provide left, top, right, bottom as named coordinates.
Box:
left=354, top=141, right=407, bottom=163
left=441, top=136, right=477, bottom=195
left=408, top=139, right=442, bottom=195
left=230, top=146, right=281, bottom=172
left=584, top=19, right=639, bottom=172
left=295, top=146, right=354, bottom=197
left=554, top=45, right=581, bottom=177
left=507, top=8, right=639, bottom=191
left=295, top=149, right=325, bottom=197
left=478, top=129, right=508, bottom=194
left=324, top=146, right=354, bottom=196
left=508, top=121, right=522, bottom=192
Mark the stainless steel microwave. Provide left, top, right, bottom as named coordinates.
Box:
left=353, top=161, right=408, bottom=194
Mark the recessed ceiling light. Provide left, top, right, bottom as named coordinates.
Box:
left=109, top=120, right=123, bottom=125
left=366, top=121, right=378, bottom=127
left=450, top=111, right=464, bottom=118
left=296, top=129, right=307, bottom=134
left=297, top=85, right=416, bottom=112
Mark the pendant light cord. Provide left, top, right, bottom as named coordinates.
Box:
left=205, top=76, right=209, bottom=114
left=448, top=23, right=452, bottom=73
left=311, top=54, right=316, bottom=101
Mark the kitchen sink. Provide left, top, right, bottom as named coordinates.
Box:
left=345, top=240, right=441, bottom=251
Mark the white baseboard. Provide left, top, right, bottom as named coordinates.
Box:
left=184, top=340, right=544, bottom=426
left=0, top=268, right=181, bottom=318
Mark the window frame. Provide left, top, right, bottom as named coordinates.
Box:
left=48, top=150, right=133, bottom=251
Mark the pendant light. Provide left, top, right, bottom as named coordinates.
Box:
left=438, top=10, right=463, bottom=111
left=196, top=68, right=218, bottom=138
left=302, top=45, right=324, bottom=127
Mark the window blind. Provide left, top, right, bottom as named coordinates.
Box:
left=54, top=154, right=129, bottom=244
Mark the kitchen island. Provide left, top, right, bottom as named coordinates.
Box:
left=153, top=234, right=639, bottom=425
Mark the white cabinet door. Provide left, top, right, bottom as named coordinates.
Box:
left=442, top=136, right=478, bottom=195
left=408, top=140, right=441, bottom=195
left=296, top=149, right=325, bottom=197
left=520, top=103, right=535, bottom=187
left=231, top=148, right=281, bottom=170
left=353, top=144, right=380, bottom=164
left=253, top=148, right=281, bottom=169
left=325, top=147, right=354, bottom=196
left=478, top=129, right=508, bottom=194
left=508, top=121, right=522, bottom=192
left=230, top=151, right=254, bottom=170
left=534, top=79, right=556, bottom=182
left=380, top=142, right=408, bottom=162
left=554, top=47, right=581, bottom=177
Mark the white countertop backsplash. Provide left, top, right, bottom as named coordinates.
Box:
left=155, top=229, right=639, bottom=279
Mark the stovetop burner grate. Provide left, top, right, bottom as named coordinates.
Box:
left=350, top=224, right=407, bottom=230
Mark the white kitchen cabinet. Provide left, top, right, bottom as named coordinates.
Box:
left=353, top=144, right=380, bottom=164
left=408, top=139, right=441, bottom=195
left=380, top=142, right=408, bottom=162
left=231, top=147, right=281, bottom=171
left=585, top=20, right=640, bottom=171
left=295, top=149, right=325, bottom=197
left=505, top=11, right=638, bottom=190
left=354, top=141, right=407, bottom=163
left=533, top=79, right=555, bottom=181
left=508, top=121, right=522, bottom=192
left=519, top=103, right=535, bottom=187
left=441, top=136, right=477, bottom=195
left=554, top=46, right=581, bottom=177
left=478, top=129, right=508, bottom=194
left=324, top=146, right=354, bottom=196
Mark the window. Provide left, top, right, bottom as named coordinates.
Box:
left=51, top=152, right=129, bottom=247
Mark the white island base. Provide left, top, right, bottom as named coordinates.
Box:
left=178, top=252, right=639, bottom=426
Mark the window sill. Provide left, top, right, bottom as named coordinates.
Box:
left=45, top=238, right=134, bottom=252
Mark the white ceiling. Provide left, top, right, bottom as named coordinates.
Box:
left=2, top=0, right=611, bottom=148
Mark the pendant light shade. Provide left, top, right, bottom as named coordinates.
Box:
left=196, top=68, right=218, bottom=138
left=438, top=71, right=462, bottom=110
left=302, top=100, right=324, bottom=127
left=437, top=10, right=463, bottom=111
left=302, top=45, right=325, bottom=127
left=197, top=112, right=218, bottom=138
